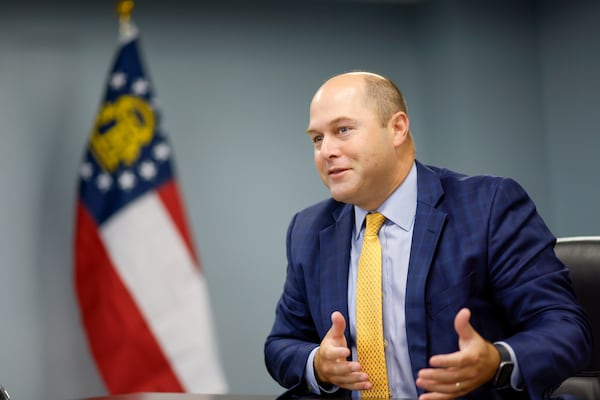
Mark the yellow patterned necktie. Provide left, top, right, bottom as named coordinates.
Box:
left=356, top=212, right=389, bottom=398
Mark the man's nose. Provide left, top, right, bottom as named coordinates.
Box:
left=319, top=136, right=339, bottom=158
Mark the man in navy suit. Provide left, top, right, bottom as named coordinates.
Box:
left=264, top=72, right=591, bottom=400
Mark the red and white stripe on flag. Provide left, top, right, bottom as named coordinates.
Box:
left=74, top=19, right=227, bottom=394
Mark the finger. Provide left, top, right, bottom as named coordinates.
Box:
left=339, top=380, right=373, bottom=392
left=418, top=367, right=460, bottom=384
left=322, top=361, right=370, bottom=389
left=321, top=312, right=350, bottom=360
left=330, top=311, right=346, bottom=339
left=332, top=371, right=373, bottom=391
left=417, top=375, right=476, bottom=398
left=418, top=390, right=458, bottom=400
left=343, top=380, right=373, bottom=391
left=426, top=350, right=461, bottom=368
left=321, top=360, right=358, bottom=377
left=454, top=308, right=475, bottom=344
left=317, top=341, right=350, bottom=363
left=332, top=369, right=369, bottom=384
left=315, top=348, right=354, bottom=385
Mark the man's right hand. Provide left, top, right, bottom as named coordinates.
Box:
left=314, top=311, right=373, bottom=391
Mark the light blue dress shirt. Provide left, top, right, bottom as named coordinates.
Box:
left=347, top=162, right=418, bottom=398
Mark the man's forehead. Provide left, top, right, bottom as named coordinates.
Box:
left=312, top=83, right=364, bottom=108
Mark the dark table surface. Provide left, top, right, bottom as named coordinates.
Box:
left=75, top=394, right=411, bottom=400
left=77, top=395, right=279, bottom=400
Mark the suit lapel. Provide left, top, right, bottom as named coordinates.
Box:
left=319, top=203, right=354, bottom=347
left=406, top=162, right=447, bottom=393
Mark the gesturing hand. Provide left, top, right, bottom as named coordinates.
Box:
left=314, top=311, right=372, bottom=391
left=416, top=308, right=501, bottom=400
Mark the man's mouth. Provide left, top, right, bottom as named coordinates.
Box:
left=328, top=167, right=349, bottom=177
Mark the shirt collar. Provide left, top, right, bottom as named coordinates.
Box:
left=354, top=161, right=417, bottom=239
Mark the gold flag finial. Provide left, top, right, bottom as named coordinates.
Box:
left=117, top=0, right=135, bottom=22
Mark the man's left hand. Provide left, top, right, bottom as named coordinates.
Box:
left=415, top=308, right=501, bottom=400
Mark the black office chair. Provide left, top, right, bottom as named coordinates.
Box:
left=552, top=236, right=600, bottom=400
left=0, top=385, right=10, bottom=400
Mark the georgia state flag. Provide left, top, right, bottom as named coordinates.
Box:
left=74, top=20, right=227, bottom=394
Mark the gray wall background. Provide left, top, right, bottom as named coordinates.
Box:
left=0, top=0, right=599, bottom=399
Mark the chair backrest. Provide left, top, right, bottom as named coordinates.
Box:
left=553, top=236, right=600, bottom=399
left=555, top=236, right=600, bottom=373
left=0, top=385, right=10, bottom=400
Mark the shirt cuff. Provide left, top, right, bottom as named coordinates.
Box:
left=496, top=341, right=524, bottom=391
left=306, top=346, right=339, bottom=394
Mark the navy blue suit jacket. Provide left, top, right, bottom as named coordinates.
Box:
left=265, top=161, right=591, bottom=400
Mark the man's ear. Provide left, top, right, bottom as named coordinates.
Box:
left=390, top=111, right=409, bottom=147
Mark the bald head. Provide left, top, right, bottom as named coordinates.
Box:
left=312, top=72, right=409, bottom=127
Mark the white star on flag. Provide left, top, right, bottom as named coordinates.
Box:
left=118, top=170, right=136, bottom=190
left=96, top=173, right=113, bottom=191
left=110, top=72, right=127, bottom=90
left=153, top=142, right=171, bottom=161
left=132, top=78, right=149, bottom=95
left=80, top=162, right=93, bottom=180
left=139, top=161, right=157, bottom=181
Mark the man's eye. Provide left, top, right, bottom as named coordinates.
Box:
left=338, top=127, right=349, bottom=133
left=312, top=135, right=323, bottom=143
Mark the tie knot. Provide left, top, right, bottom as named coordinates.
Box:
left=365, top=212, right=385, bottom=237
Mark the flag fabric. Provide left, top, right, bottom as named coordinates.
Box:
left=74, top=20, right=227, bottom=394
